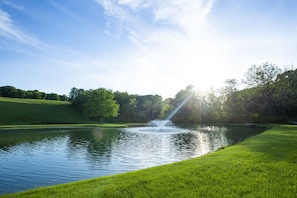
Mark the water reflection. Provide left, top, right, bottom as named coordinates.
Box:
left=0, top=125, right=265, bottom=195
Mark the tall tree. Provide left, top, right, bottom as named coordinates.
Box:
left=82, top=88, right=119, bottom=123
left=273, top=69, right=297, bottom=120
left=242, top=62, right=282, bottom=117
left=221, top=79, right=239, bottom=120
left=69, top=87, right=84, bottom=103
left=242, top=62, right=281, bottom=87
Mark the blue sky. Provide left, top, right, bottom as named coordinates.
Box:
left=1, top=0, right=297, bottom=98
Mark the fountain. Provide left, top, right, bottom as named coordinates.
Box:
left=121, top=92, right=194, bottom=133
left=148, top=120, right=173, bottom=127
left=144, top=92, right=195, bottom=132
left=137, top=120, right=186, bottom=133
left=146, top=119, right=176, bottom=132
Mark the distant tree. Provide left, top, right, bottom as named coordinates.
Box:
left=69, top=87, right=85, bottom=103
left=82, top=88, right=119, bottom=123
left=220, top=79, right=239, bottom=120
left=15, top=89, right=25, bottom=98
left=59, top=94, right=68, bottom=101
left=40, top=92, right=47, bottom=99
left=222, top=79, right=238, bottom=100
left=69, top=88, right=86, bottom=111
left=142, top=95, right=163, bottom=121
left=113, top=91, right=138, bottom=122
left=30, top=90, right=42, bottom=99
left=46, top=93, right=60, bottom=100
left=0, top=86, right=68, bottom=101
left=1, top=86, right=17, bottom=97
left=160, top=98, right=170, bottom=119
left=205, top=86, right=216, bottom=121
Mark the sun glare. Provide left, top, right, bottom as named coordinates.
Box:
left=170, top=41, right=226, bottom=92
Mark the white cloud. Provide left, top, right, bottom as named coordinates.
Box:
left=94, top=1, right=294, bottom=97
left=153, top=0, right=214, bottom=27
left=0, top=9, right=38, bottom=46
left=92, top=0, right=222, bottom=96
left=118, top=0, right=148, bottom=10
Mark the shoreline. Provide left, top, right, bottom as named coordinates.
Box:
left=2, top=124, right=296, bottom=197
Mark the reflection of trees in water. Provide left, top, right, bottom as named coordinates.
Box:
left=0, top=128, right=67, bottom=151
left=188, top=125, right=265, bottom=155
left=202, top=127, right=229, bottom=151
left=0, top=126, right=265, bottom=168
left=172, top=133, right=198, bottom=152
left=172, top=126, right=230, bottom=157
left=66, top=128, right=119, bottom=166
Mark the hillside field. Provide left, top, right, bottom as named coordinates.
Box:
left=0, top=97, right=93, bottom=125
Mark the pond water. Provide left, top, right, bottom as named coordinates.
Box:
left=0, top=125, right=264, bottom=195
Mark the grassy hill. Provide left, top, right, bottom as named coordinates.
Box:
left=0, top=97, right=93, bottom=125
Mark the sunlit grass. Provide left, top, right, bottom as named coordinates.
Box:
left=0, top=97, right=94, bottom=125
left=2, top=125, right=297, bottom=197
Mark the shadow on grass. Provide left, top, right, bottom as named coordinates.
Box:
left=239, top=125, right=297, bottom=163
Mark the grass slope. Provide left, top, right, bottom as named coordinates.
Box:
left=0, top=97, right=93, bottom=125
left=2, top=125, right=297, bottom=197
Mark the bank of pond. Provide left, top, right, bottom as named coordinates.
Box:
left=1, top=124, right=296, bottom=197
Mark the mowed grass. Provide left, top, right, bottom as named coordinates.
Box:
left=0, top=97, right=93, bottom=125
left=2, top=125, right=297, bottom=197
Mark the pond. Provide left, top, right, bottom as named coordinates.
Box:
left=0, top=125, right=265, bottom=195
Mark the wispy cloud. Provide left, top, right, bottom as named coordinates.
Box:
left=0, top=9, right=39, bottom=46
left=95, top=0, right=216, bottom=52
left=153, top=0, right=215, bottom=31
left=3, top=0, right=24, bottom=10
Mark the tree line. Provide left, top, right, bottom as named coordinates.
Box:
left=0, top=86, right=68, bottom=101
left=3, top=62, right=296, bottom=123
left=224, top=63, right=297, bottom=123
left=69, top=62, right=297, bottom=124
left=69, top=87, right=162, bottom=123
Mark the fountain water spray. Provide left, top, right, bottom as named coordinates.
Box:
left=150, top=91, right=195, bottom=132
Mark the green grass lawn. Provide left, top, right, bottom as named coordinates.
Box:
left=0, top=97, right=95, bottom=125
left=2, top=125, right=297, bottom=197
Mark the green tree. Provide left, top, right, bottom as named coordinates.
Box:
left=242, top=62, right=281, bottom=87
left=82, top=88, right=119, bottom=123
left=69, top=87, right=84, bottom=103
left=0, top=86, right=17, bottom=97
left=221, top=79, right=239, bottom=121
left=59, top=94, right=68, bottom=101
left=113, top=91, right=137, bottom=122
left=242, top=62, right=282, bottom=118
left=142, top=95, right=163, bottom=121
left=46, top=93, right=60, bottom=100
left=160, top=98, right=170, bottom=119
left=273, top=69, right=297, bottom=121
